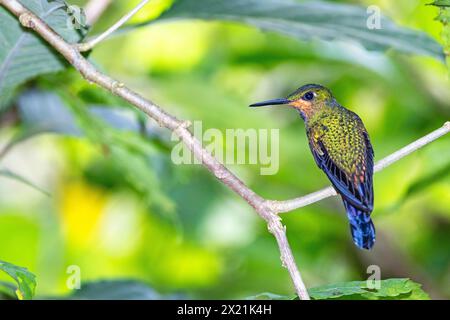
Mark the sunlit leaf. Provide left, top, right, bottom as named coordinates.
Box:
left=308, top=278, right=430, bottom=300
left=141, top=0, right=444, bottom=60
left=0, top=260, right=36, bottom=300
left=308, top=281, right=367, bottom=299
left=0, top=281, right=17, bottom=300
left=246, top=292, right=296, bottom=300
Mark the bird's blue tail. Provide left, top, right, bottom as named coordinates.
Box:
left=343, top=200, right=375, bottom=250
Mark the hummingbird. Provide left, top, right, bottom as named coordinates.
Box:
left=250, top=84, right=375, bottom=250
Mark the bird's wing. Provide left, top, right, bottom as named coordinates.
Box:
left=309, top=127, right=374, bottom=212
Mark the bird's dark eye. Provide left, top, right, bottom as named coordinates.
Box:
left=303, top=91, right=314, bottom=101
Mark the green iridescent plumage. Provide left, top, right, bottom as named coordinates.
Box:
left=250, top=84, right=375, bottom=250
left=307, top=100, right=374, bottom=210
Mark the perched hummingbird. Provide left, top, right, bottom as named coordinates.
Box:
left=250, top=84, right=375, bottom=250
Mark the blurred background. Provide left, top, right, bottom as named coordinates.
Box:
left=0, top=0, right=449, bottom=299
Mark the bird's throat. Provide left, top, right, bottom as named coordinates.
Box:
left=291, top=100, right=314, bottom=120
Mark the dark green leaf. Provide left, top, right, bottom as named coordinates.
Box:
left=428, top=1, right=450, bottom=7
left=145, top=0, right=443, bottom=60
left=65, top=280, right=163, bottom=300
left=0, top=260, right=37, bottom=300
left=18, top=89, right=82, bottom=135
left=0, top=0, right=87, bottom=109
left=17, top=89, right=159, bottom=137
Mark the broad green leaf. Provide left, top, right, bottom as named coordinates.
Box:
left=371, top=278, right=430, bottom=300
left=65, top=280, right=162, bottom=300
left=308, top=278, right=430, bottom=300
left=0, top=169, right=51, bottom=196
left=432, top=0, right=450, bottom=69
left=17, top=89, right=159, bottom=137
left=144, top=0, right=444, bottom=61
left=401, top=280, right=431, bottom=300
left=368, top=278, right=419, bottom=298
left=0, top=260, right=37, bottom=300
left=247, top=279, right=430, bottom=300
left=429, top=1, right=450, bottom=7
left=0, top=0, right=87, bottom=110
left=0, top=89, right=82, bottom=162
left=18, top=89, right=82, bottom=135
left=308, top=281, right=367, bottom=299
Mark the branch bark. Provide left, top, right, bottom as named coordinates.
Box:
left=1, top=0, right=312, bottom=299
left=268, top=122, right=450, bottom=213
left=1, top=0, right=449, bottom=300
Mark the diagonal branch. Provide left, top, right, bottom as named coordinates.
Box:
left=1, top=0, right=449, bottom=300
left=0, top=0, right=311, bottom=299
left=268, top=122, right=450, bottom=213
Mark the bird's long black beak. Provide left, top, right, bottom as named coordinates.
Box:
left=249, top=98, right=290, bottom=107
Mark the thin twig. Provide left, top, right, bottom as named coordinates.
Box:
left=0, top=0, right=311, bottom=299
left=77, top=0, right=151, bottom=52
left=84, top=0, right=112, bottom=25
left=268, top=122, right=450, bottom=213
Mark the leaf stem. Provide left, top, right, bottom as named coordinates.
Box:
left=77, top=0, right=151, bottom=52
left=268, top=122, right=450, bottom=213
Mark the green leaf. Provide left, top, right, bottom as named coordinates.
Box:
left=246, top=292, right=296, bottom=300
left=145, top=0, right=443, bottom=61
left=308, top=281, right=367, bottom=300
left=65, top=280, right=162, bottom=300
left=0, top=0, right=87, bottom=110
left=308, top=278, right=430, bottom=300
left=432, top=0, right=450, bottom=68
left=0, top=169, right=51, bottom=196
left=0, top=281, right=18, bottom=300
left=18, top=89, right=82, bottom=135
left=401, top=280, right=431, bottom=300
left=0, top=260, right=37, bottom=300
left=429, top=1, right=450, bottom=7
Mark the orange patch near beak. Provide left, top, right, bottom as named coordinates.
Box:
left=290, top=100, right=313, bottom=116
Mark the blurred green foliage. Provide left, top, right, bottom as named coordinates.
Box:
left=431, top=1, right=450, bottom=67
left=0, top=0, right=449, bottom=299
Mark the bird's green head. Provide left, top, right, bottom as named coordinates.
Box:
left=249, top=84, right=334, bottom=119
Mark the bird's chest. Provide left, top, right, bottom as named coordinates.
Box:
left=308, top=116, right=364, bottom=174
